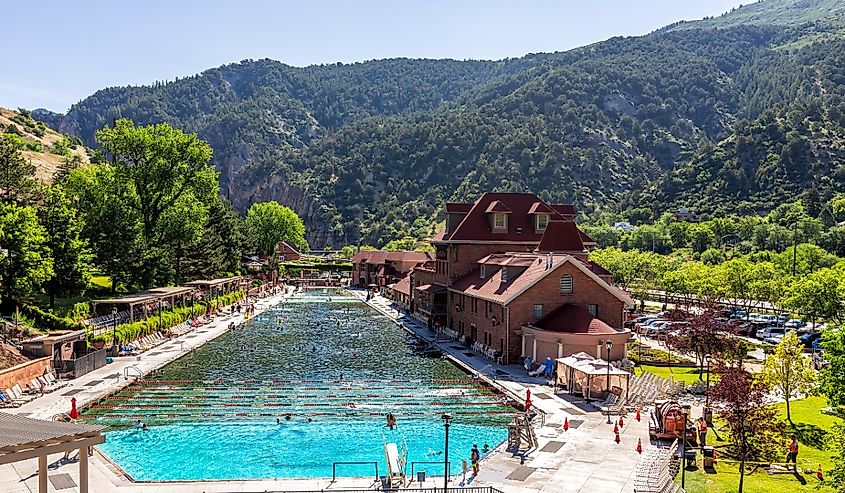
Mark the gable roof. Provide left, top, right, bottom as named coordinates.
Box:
left=278, top=241, right=301, bottom=255
left=392, top=275, right=411, bottom=297
left=445, top=193, right=572, bottom=243
left=530, top=304, right=619, bottom=334
left=449, top=253, right=634, bottom=306
left=537, top=220, right=586, bottom=252
left=528, top=201, right=556, bottom=214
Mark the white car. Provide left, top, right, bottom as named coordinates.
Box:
left=756, top=326, right=785, bottom=340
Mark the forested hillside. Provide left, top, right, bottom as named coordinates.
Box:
left=37, top=0, right=845, bottom=247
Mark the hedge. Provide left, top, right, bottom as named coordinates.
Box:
left=88, top=290, right=245, bottom=346
left=21, top=304, right=88, bottom=332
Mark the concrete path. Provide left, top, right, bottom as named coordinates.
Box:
left=0, top=288, right=655, bottom=493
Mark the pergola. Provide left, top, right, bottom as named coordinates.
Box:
left=92, top=286, right=196, bottom=322
left=0, top=413, right=104, bottom=493
left=185, top=276, right=242, bottom=295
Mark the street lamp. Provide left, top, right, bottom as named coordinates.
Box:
left=111, top=306, right=118, bottom=353
left=605, top=339, right=613, bottom=424
left=681, top=403, right=691, bottom=489
left=441, top=413, right=453, bottom=491
left=704, top=354, right=712, bottom=408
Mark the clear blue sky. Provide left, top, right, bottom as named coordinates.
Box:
left=1, top=0, right=750, bottom=112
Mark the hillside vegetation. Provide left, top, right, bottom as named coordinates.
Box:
left=0, top=108, right=89, bottom=183
left=33, top=0, right=845, bottom=246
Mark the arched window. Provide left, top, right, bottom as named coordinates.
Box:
left=560, top=274, right=573, bottom=294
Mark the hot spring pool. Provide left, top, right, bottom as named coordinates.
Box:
left=85, top=289, right=513, bottom=481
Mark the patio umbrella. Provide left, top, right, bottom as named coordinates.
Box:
left=368, top=283, right=378, bottom=288
left=69, top=397, right=79, bottom=420
left=524, top=389, right=532, bottom=412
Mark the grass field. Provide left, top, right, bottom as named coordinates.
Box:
left=635, top=364, right=707, bottom=386
left=680, top=396, right=841, bottom=493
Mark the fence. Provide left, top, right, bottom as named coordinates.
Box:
left=54, top=348, right=107, bottom=379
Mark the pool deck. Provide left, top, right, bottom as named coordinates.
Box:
left=1, top=288, right=652, bottom=493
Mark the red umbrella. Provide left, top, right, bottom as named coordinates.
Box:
left=69, top=397, right=79, bottom=420
left=524, top=389, right=532, bottom=412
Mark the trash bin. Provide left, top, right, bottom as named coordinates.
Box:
left=702, top=446, right=715, bottom=468
left=684, top=449, right=697, bottom=467
left=703, top=407, right=713, bottom=426
left=417, top=471, right=426, bottom=483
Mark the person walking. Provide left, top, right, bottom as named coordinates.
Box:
left=470, top=444, right=480, bottom=476
left=786, top=436, right=799, bottom=471
left=697, top=416, right=708, bottom=447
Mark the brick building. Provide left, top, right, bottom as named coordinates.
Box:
left=351, top=251, right=433, bottom=292
left=408, top=192, right=632, bottom=364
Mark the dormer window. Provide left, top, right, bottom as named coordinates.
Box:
left=501, top=267, right=508, bottom=283
left=493, top=213, right=507, bottom=230
left=536, top=213, right=549, bottom=232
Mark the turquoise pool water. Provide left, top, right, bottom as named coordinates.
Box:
left=88, top=289, right=512, bottom=481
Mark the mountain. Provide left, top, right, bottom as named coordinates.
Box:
left=34, top=0, right=845, bottom=246
left=1, top=107, right=89, bottom=183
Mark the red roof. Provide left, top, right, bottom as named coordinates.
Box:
left=449, top=253, right=634, bottom=306
left=445, top=203, right=473, bottom=214
left=579, top=230, right=596, bottom=245
left=444, top=193, right=574, bottom=243
left=351, top=251, right=433, bottom=265
left=537, top=221, right=586, bottom=252
left=527, top=202, right=555, bottom=214
left=485, top=200, right=513, bottom=213
left=531, top=304, right=618, bottom=334
left=551, top=204, right=576, bottom=217
left=392, top=276, right=411, bottom=296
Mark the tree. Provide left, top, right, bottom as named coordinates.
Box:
left=246, top=201, right=308, bottom=282
left=0, top=203, right=53, bottom=307
left=711, top=362, right=784, bottom=493
left=64, top=164, right=142, bottom=293
left=0, top=135, right=39, bottom=204
left=205, top=199, right=246, bottom=275
left=761, top=331, right=816, bottom=423
left=95, top=119, right=218, bottom=241
left=820, top=327, right=845, bottom=408
left=782, top=267, right=845, bottom=325
left=828, top=423, right=845, bottom=493
left=39, top=186, right=93, bottom=307
left=666, top=307, right=740, bottom=379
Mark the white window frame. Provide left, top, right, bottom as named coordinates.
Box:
left=560, top=274, right=573, bottom=294
left=536, top=213, right=549, bottom=232
left=587, top=304, right=598, bottom=317
left=480, top=265, right=487, bottom=279
left=501, top=266, right=508, bottom=283
left=533, top=304, right=543, bottom=319
left=493, top=213, right=507, bottom=230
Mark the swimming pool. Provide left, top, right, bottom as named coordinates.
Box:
left=85, top=289, right=513, bottom=481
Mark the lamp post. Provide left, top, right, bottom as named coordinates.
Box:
left=111, top=306, right=118, bottom=353
left=681, top=403, right=691, bottom=489
left=605, top=339, right=613, bottom=424
left=704, top=354, right=712, bottom=408
left=441, top=413, right=452, bottom=492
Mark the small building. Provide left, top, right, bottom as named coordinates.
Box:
left=613, top=221, right=634, bottom=232
left=389, top=276, right=412, bottom=311
left=351, top=251, right=433, bottom=289
left=555, top=352, right=631, bottom=400
left=277, top=241, right=302, bottom=261
left=521, top=303, right=630, bottom=362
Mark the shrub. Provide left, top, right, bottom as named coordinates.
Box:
left=21, top=304, right=88, bottom=332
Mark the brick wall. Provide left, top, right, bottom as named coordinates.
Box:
left=449, top=260, right=626, bottom=364
left=447, top=243, right=534, bottom=283
left=0, top=357, right=52, bottom=391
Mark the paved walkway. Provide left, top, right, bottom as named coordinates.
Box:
left=1, top=289, right=654, bottom=493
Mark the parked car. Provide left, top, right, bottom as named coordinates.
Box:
left=756, top=326, right=786, bottom=340
left=764, top=334, right=784, bottom=345
left=646, top=320, right=672, bottom=337
left=756, top=314, right=778, bottom=325
left=784, top=319, right=804, bottom=329
left=625, top=315, right=652, bottom=330
left=799, top=332, right=822, bottom=349
left=635, top=318, right=662, bottom=335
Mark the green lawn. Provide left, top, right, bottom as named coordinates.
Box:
left=680, top=396, right=841, bottom=493
left=635, top=364, right=707, bottom=386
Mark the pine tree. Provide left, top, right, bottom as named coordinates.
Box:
left=0, top=136, right=39, bottom=204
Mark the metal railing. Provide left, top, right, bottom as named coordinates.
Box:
left=331, top=461, right=380, bottom=483
left=409, top=460, right=451, bottom=479
left=217, top=487, right=504, bottom=493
